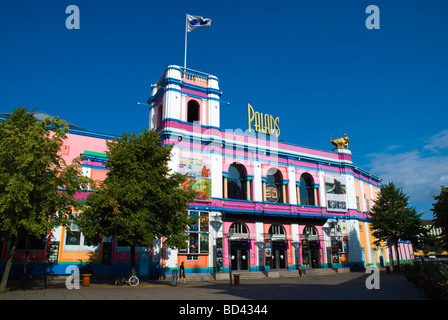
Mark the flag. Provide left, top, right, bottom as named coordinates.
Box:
left=186, top=14, right=212, bottom=32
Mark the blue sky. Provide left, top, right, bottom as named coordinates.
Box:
left=1, top=0, right=447, bottom=219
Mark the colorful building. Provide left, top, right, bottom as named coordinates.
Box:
left=0, top=66, right=414, bottom=278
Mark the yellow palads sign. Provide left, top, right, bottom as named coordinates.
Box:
left=247, top=103, right=280, bottom=137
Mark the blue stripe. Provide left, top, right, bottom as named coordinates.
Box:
left=188, top=200, right=373, bottom=222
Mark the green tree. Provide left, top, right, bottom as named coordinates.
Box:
left=369, top=182, right=425, bottom=271
left=432, top=186, right=448, bottom=250
left=0, top=107, right=89, bottom=291
left=76, top=130, right=196, bottom=276
left=420, top=233, right=444, bottom=255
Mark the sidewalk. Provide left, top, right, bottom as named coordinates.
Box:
left=1, top=271, right=427, bottom=301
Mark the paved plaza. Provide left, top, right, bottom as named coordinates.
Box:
left=1, top=271, right=426, bottom=301
left=1, top=271, right=433, bottom=318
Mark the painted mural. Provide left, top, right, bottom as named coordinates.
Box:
left=178, top=151, right=211, bottom=201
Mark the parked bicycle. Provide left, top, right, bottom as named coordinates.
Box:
left=115, top=274, right=139, bottom=287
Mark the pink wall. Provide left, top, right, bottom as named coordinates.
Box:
left=61, top=132, right=109, bottom=165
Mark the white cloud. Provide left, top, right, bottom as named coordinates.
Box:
left=364, top=130, right=448, bottom=217
left=423, top=129, right=448, bottom=153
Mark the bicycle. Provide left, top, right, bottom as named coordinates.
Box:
left=115, top=274, right=139, bottom=287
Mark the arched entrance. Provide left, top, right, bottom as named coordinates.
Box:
left=228, top=222, right=250, bottom=271
left=268, top=224, right=287, bottom=270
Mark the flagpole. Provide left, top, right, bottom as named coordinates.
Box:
left=184, top=14, right=188, bottom=69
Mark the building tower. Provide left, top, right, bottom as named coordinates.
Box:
left=147, top=66, right=224, bottom=274
left=148, top=65, right=221, bottom=131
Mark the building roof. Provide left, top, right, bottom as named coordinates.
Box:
left=0, top=111, right=84, bottom=129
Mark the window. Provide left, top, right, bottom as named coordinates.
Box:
left=266, top=168, right=283, bottom=203
left=269, top=224, right=286, bottom=237
left=303, top=225, right=318, bottom=236
left=356, top=196, right=360, bottom=211
left=187, top=100, right=200, bottom=123
left=365, top=195, right=370, bottom=212
left=179, top=211, right=209, bottom=254
left=64, top=220, right=98, bottom=251
left=156, top=104, right=163, bottom=128
left=299, top=173, right=314, bottom=206
left=229, top=222, right=249, bottom=236
left=65, top=223, right=81, bottom=246
left=227, top=163, right=247, bottom=200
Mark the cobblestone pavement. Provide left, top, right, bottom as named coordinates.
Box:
left=1, top=271, right=426, bottom=301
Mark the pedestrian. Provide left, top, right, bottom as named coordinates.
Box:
left=296, top=260, right=303, bottom=278
left=178, top=261, right=186, bottom=284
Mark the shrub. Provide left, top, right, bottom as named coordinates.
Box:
left=406, top=261, right=448, bottom=300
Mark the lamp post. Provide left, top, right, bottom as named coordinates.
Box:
left=222, top=211, right=234, bottom=285
left=224, top=233, right=233, bottom=285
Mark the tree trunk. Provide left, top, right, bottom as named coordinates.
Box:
left=0, top=236, right=19, bottom=292
left=394, top=240, right=401, bottom=272
left=21, top=233, right=31, bottom=289
left=130, top=244, right=136, bottom=276
left=388, top=242, right=394, bottom=270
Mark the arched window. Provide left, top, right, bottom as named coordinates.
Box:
left=269, top=224, right=286, bottom=237
left=227, top=163, right=247, bottom=200
left=266, top=167, right=283, bottom=203
left=300, top=173, right=315, bottom=206
left=187, top=100, right=200, bottom=123
left=303, top=225, right=318, bottom=236
left=229, top=222, right=249, bottom=236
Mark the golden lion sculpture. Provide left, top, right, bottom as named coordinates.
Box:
left=330, top=134, right=349, bottom=149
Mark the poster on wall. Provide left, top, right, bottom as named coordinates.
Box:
left=325, top=175, right=347, bottom=212
left=48, top=242, right=59, bottom=263
left=265, top=184, right=280, bottom=203
left=179, top=152, right=212, bottom=201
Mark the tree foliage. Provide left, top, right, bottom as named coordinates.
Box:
left=432, top=186, right=448, bottom=250
left=369, top=182, right=425, bottom=268
left=76, top=129, right=196, bottom=275
left=0, top=106, right=89, bottom=291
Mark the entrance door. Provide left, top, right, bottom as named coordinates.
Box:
left=102, top=243, right=112, bottom=264
left=272, top=241, right=287, bottom=270
left=230, top=240, right=249, bottom=271
left=139, top=252, right=149, bottom=276
left=309, top=241, right=320, bottom=268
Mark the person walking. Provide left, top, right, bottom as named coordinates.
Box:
left=178, top=261, right=187, bottom=284
left=296, top=259, right=303, bottom=278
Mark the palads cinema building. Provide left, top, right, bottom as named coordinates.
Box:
left=0, top=66, right=414, bottom=278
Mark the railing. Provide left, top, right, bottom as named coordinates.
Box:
left=181, top=71, right=208, bottom=85
left=152, top=67, right=212, bottom=95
